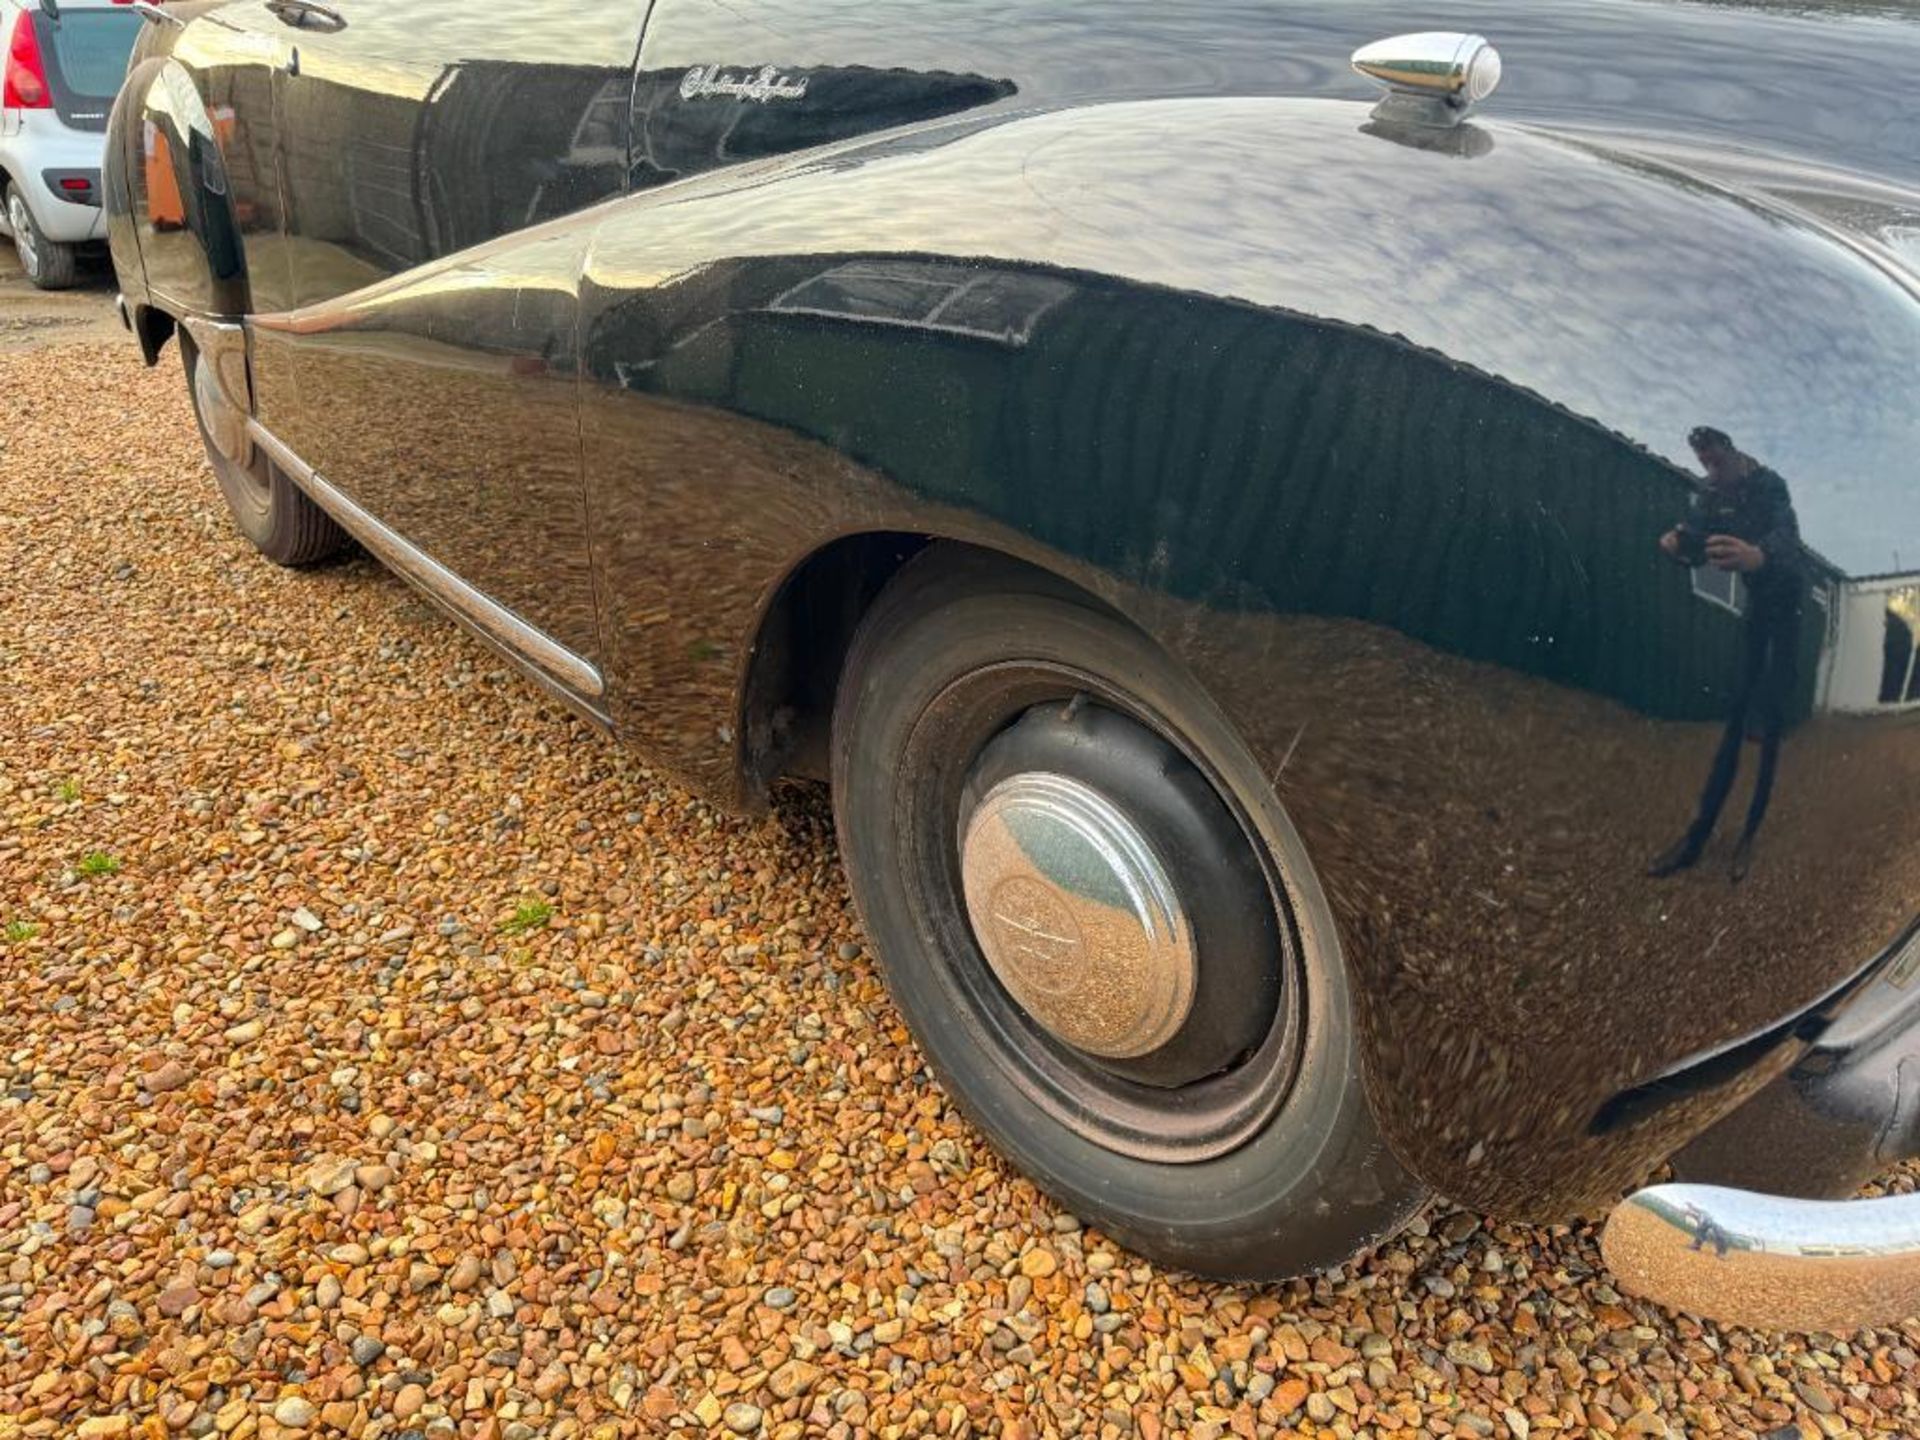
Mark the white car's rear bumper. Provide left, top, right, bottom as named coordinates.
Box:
left=0, top=112, right=109, bottom=246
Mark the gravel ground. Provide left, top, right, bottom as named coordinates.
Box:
left=2, top=279, right=1918, bottom=1440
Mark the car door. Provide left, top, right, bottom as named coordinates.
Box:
left=269, top=0, right=645, bottom=309
left=254, top=0, right=649, bottom=696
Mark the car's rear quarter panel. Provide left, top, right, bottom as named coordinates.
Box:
left=577, top=69, right=1920, bottom=1214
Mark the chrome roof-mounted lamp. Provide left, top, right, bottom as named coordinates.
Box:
left=1352, top=32, right=1503, bottom=128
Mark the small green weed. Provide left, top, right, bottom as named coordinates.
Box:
left=500, top=900, right=555, bottom=935
left=77, top=852, right=122, bottom=879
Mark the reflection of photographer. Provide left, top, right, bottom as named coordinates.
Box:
left=1649, top=428, right=1805, bottom=882
left=1684, top=1205, right=1735, bottom=1259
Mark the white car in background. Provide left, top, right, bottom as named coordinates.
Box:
left=0, top=0, right=141, bottom=288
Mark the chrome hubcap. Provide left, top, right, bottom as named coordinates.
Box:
left=960, top=771, right=1196, bottom=1059
left=194, top=353, right=254, bottom=468
left=9, top=195, right=37, bottom=274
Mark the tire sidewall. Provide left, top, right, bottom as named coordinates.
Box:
left=8, top=188, right=76, bottom=290
left=832, top=557, right=1423, bottom=1279
left=182, top=344, right=342, bottom=567
left=7, top=191, right=37, bottom=280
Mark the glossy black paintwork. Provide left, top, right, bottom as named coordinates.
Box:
left=111, top=0, right=643, bottom=318
left=270, top=1, right=643, bottom=307
left=633, top=0, right=1920, bottom=195
left=565, top=97, right=1920, bottom=1212
left=260, top=231, right=605, bottom=677
left=110, top=0, right=1920, bottom=1217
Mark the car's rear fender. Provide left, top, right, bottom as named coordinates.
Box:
left=106, top=49, right=250, bottom=327
left=565, top=97, right=1920, bottom=1214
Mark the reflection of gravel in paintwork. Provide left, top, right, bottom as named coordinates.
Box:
left=264, top=330, right=601, bottom=666
left=0, top=333, right=1916, bottom=1436
left=1164, top=607, right=1920, bottom=1217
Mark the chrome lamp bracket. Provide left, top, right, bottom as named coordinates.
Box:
left=1351, top=32, right=1504, bottom=129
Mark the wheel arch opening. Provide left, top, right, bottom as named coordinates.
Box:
left=738, top=531, right=931, bottom=799
left=737, top=533, right=1131, bottom=802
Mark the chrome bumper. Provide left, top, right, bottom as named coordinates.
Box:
left=1605, top=1182, right=1920, bottom=1332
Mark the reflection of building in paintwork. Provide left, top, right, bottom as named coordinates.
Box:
left=279, top=62, right=631, bottom=279
left=769, top=260, right=1073, bottom=346
left=630, top=66, right=1018, bottom=189
left=682, top=254, right=1920, bottom=730
left=633, top=253, right=1840, bottom=725
left=1820, top=574, right=1920, bottom=712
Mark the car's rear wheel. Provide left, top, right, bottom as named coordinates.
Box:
left=182, top=340, right=348, bottom=568
left=831, top=549, right=1425, bottom=1279
left=6, top=188, right=78, bottom=291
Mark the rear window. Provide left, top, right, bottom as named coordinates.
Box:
left=36, top=8, right=141, bottom=102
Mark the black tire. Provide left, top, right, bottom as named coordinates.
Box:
left=6, top=187, right=79, bottom=291
left=831, top=549, right=1426, bottom=1280
left=183, top=342, right=348, bottom=568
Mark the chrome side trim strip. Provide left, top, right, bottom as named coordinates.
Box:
left=245, top=418, right=606, bottom=700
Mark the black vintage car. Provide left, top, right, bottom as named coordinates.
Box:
left=104, top=0, right=1920, bottom=1327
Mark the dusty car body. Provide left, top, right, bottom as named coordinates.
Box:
left=103, top=0, right=1920, bottom=1319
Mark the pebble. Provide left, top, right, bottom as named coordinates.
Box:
left=1449, top=1339, right=1499, bottom=1374
left=354, top=1164, right=394, bottom=1191
left=156, top=1281, right=198, bottom=1317
left=1796, top=1381, right=1837, bottom=1415
left=723, top=1402, right=764, bottom=1434
left=1018, top=1247, right=1058, bottom=1279
left=303, top=1154, right=357, bottom=1196
left=769, top=1360, right=821, bottom=1401
left=144, top=1060, right=192, bottom=1094
left=271, top=1398, right=316, bottom=1429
